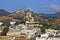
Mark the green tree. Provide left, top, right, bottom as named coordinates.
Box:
left=1, top=27, right=9, bottom=36
left=40, top=27, right=45, bottom=33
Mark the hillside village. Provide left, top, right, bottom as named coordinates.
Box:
left=0, top=9, right=60, bottom=40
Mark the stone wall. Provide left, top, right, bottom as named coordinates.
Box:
left=0, top=36, right=30, bottom=40
left=0, top=36, right=9, bottom=40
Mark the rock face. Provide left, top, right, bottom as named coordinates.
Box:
left=9, top=9, right=40, bottom=22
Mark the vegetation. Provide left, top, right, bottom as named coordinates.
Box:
left=40, top=27, right=45, bottom=33
left=1, top=27, right=9, bottom=36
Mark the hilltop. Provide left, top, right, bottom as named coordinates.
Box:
left=0, top=9, right=11, bottom=16
left=0, top=8, right=60, bottom=26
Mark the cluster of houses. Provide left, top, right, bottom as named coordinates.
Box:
left=0, top=10, right=60, bottom=40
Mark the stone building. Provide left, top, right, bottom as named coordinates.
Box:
left=25, top=11, right=40, bottom=27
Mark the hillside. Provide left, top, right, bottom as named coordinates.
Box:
left=0, top=9, right=60, bottom=25
left=0, top=9, right=59, bottom=30
left=39, top=12, right=60, bottom=18
left=0, top=9, right=10, bottom=16
left=9, top=9, right=39, bottom=21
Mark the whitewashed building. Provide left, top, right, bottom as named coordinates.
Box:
left=10, top=22, right=16, bottom=25
left=0, top=22, right=3, bottom=25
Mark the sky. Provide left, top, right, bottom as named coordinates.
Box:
left=0, top=0, right=60, bottom=14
